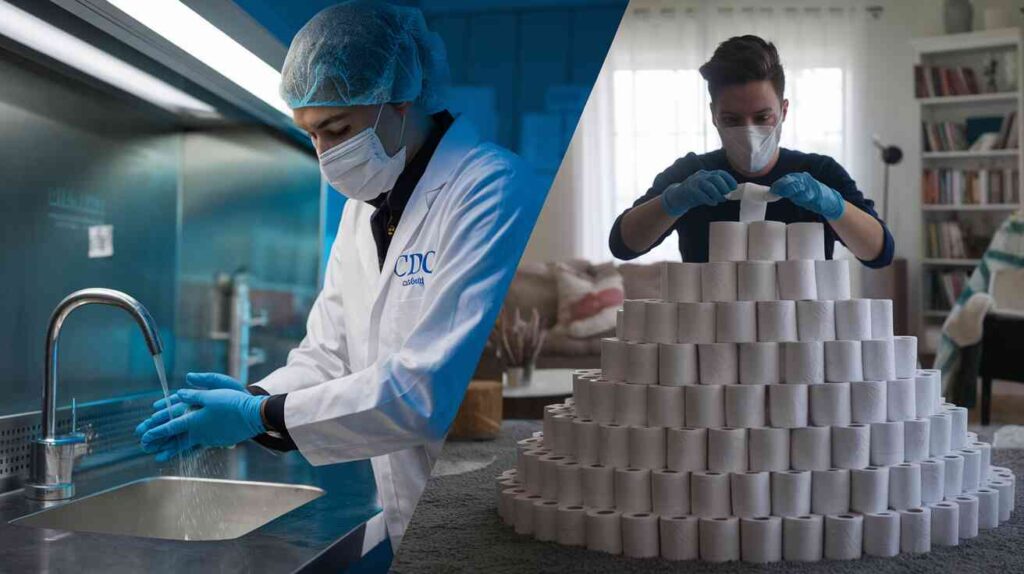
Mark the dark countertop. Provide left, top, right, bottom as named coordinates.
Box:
left=0, top=443, right=383, bottom=573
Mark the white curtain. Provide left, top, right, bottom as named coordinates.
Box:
left=577, top=0, right=876, bottom=263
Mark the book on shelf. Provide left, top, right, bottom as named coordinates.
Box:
left=922, top=167, right=1021, bottom=205
left=929, top=269, right=971, bottom=310
left=925, top=221, right=970, bottom=259
left=915, top=65, right=982, bottom=98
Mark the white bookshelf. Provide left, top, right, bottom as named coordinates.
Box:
left=911, top=27, right=1023, bottom=344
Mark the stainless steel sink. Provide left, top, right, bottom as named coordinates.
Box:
left=11, top=476, right=325, bottom=541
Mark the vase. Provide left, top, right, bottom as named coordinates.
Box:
left=944, top=0, right=973, bottom=34
left=503, top=364, right=534, bottom=387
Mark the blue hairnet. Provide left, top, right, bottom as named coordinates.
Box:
left=280, top=0, right=450, bottom=113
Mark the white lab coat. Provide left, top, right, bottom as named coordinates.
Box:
left=252, top=117, right=543, bottom=549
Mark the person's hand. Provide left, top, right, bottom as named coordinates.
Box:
left=134, top=372, right=248, bottom=436
left=770, top=172, right=845, bottom=221
left=186, top=372, right=247, bottom=392
left=138, top=389, right=267, bottom=462
left=660, top=169, right=738, bottom=217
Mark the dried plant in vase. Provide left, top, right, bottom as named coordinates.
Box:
left=489, top=307, right=547, bottom=387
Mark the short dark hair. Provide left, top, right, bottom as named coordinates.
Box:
left=699, top=35, right=785, bottom=102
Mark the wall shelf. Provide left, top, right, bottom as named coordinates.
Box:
left=922, top=149, right=1019, bottom=159
left=922, top=258, right=981, bottom=266
left=922, top=204, right=1021, bottom=211
left=918, top=92, right=1019, bottom=106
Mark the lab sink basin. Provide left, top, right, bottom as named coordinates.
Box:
left=11, top=476, right=325, bottom=541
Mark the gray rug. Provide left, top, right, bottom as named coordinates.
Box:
left=391, top=420, right=1023, bottom=573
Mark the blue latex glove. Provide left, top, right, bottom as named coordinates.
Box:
left=139, top=389, right=267, bottom=462
left=660, top=169, right=738, bottom=217
left=770, top=172, right=846, bottom=221
left=134, top=372, right=247, bottom=436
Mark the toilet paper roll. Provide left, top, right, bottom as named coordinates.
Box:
left=614, top=382, right=648, bottom=426
left=556, top=461, right=583, bottom=506
left=972, top=441, right=992, bottom=481
left=540, top=454, right=570, bottom=500
left=621, top=512, right=660, bottom=558
left=824, top=514, right=863, bottom=560
left=914, top=372, right=937, bottom=418
left=783, top=341, right=824, bottom=384
left=691, top=471, right=732, bottom=518
left=920, top=458, right=946, bottom=504
left=678, top=302, right=716, bottom=344
left=989, top=478, right=1013, bottom=523
left=953, top=494, right=979, bottom=539
left=708, top=427, right=748, bottom=473
left=814, top=259, right=852, bottom=301
left=652, top=469, right=690, bottom=516
left=824, top=340, right=863, bottom=383
left=710, top=221, right=749, bottom=262
left=930, top=501, right=960, bottom=547
left=777, top=260, right=818, bottom=301
left=543, top=405, right=568, bottom=441
left=783, top=515, right=824, bottom=562
left=943, top=453, right=964, bottom=497
left=812, top=469, right=851, bottom=516
left=832, top=424, right=870, bottom=470
left=647, top=385, right=685, bottom=429
left=698, top=343, right=738, bottom=385
left=551, top=414, right=576, bottom=457
left=572, top=373, right=592, bottom=418
left=659, top=343, right=699, bottom=386
left=660, top=515, right=700, bottom=560
left=959, top=448, right=981, bottom=492
left=700, top=517, right=741, bottom=563
left=629, top=426, right=666, bottom=470
left=616, top=309, right=624, bottom=339
left=862, top=339, right=896, bottom=382
left=863, top=511, right=900, bottom=557
left=644, top=301, right=679, bottom=344
left=622, top=299, right=648, bottom=342
left=887, top=378, right=917, bottom=422
left=772, top=470, right=812, bottom=517
left=585, top=509, right=622, bottom=554
left=851, top=466, right=890, bottom=514
left=890, top=463, right=922, bottom=510
left=975, top=487, right=999, bottom=529
left=500, top=487, right=526, bottom=525
left=757, top=300, right=798, bottom=343
left=893, top=336, right=918, bottom=379
left=702, top=262, right=738, bottom=303
left=666, top=427, right=708, bottom=472
left=626, top=342, right=659, bottom=385
left=917, top=369, right=942, bottom=415
left=851, top=380, right=888, bottom=424
left=929, top=412, right=952, bottom=457
left=870, top=421, right=905, bottom=467
left=514, top=493, right=545, bottom=535
left=664, top=262, right=703, bottom=303
left=685, top=385, right=726, bottom=428
left=748, top=220, right=787, bottom=261
left=614, top=467, right=652, bottom=514
left=870, top=299, right=895, bottom=339
left=556, top=505, right=587, bottom=547
left=797, top=300, right=836, bottom=342
left=732, top=471, right=771, bottom=518
left=904, top=418, right=931, bottom=463
left=834, top=299, right=873, bottom=341
left=522, top=449, right=546, bottom=495
left=791, top=426, right=832, bottom=471
left=533, top=499, right=560, bottom=542
left=598, top=423, right=630, bottom=469
left=740, top=516, right=782, bottom=563
left=725, top=385, right=766, bottom=428
left=737, top=261, right=778, bottom=301
left=590, top=380, right=617, bottom=424
left=739, top=342, right=781, bottom=385
left=899, top=507, right=931, bottom=554
left=573, top=418, right=600, bottom=465
left=581, top=464, right=615, bottom=509
left=768, top=384, right=808, bottom=428
left=600, top=338, right=629, bottom=382
left=810, top=382, right=851, bottom=427
left=949, top=407, right=968, bottom=450
left=716, top=301, right=757, bottom=343
left=749, top=427, right=791, bottom=472
left=786, top=222, right=825, bottom=261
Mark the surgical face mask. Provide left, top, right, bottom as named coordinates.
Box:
left=318, top=104, right=407, bottom=201
left=719, top=120, right=782, bottom=174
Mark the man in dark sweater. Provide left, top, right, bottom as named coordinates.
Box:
left=609, top=35, right=894, bottom=268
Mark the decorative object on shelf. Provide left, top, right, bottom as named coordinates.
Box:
left=944, top=0, right=973, bottom=34
left=981, top=7, right=1012, bottom=31
left=491, top=307, right=547, bottom=387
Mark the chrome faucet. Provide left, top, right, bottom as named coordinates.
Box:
left=25, top=288, right=163, bottom=501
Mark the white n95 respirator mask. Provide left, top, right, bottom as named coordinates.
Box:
left=719, top=121, right=782, bottom=174
left=319, top=104, right=407, bottom=201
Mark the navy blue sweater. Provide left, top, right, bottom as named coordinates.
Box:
left=609, top=148, right=895, bottom=268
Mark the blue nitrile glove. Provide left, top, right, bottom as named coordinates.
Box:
left=660, top=169, right=738, bottom=217
left=134, top=372, right=247, bottom=436
left=139, top=389, right=267, bottom=462
left=769, top=172, right=846, bottom=221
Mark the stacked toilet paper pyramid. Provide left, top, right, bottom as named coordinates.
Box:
left=496, top=220, right=1015, bottom=563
